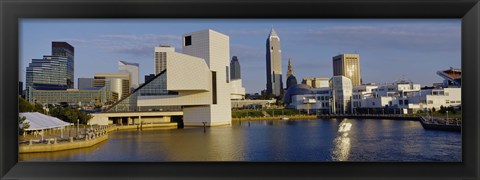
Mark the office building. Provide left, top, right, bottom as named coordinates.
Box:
left=330, top=76, right=353, bottom=114
left=230, top=56, right=241, bottom=80
left=27, top=86, right=108, bottom=105
left=93, top=72, right=131, bottom=101
left=286, top=58, right=297, bottom=90
left=266, top=27, right=283, bottom=96
left=118, top=60, right=139, bottom=90
left=333, top=54, right=361, bottom=86
left=302, top=78, right=329, bottom=88
left=52, top=42, right=74, bottom=89
left=154, top=46, right=175, bottom=75
left=90, top=29, right=232, bottom=126
left=78, top=78, right=94, bottom=90
left=26, top=55, right=68, bottom=90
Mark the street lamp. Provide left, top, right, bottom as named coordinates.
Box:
left=77, top=119, right=79, bottom=138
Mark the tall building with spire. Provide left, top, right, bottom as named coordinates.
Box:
left=286, top=58, right=297, bottom=89
left=265, top=27, right=283, bottom=96
left=286, top=58, right=294, bottom=78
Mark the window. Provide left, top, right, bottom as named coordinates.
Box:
left=427, top=100, right=433, bottom=104
left=212, top=71, right=217, bottom=104
left=184, top=36, right=192, bottom=46
left=226, top=66, right=230, bottom=83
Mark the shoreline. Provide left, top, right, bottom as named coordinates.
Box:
left=19, top=123, right=178, bottom=153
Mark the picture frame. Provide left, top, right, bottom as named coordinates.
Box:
left=1, top=0, right=479, bottom=179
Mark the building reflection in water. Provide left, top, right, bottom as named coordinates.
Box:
left=331, top=119, right=352, bottom=161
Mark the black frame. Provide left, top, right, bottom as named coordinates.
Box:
left=1, top=0, right=479, bottom=179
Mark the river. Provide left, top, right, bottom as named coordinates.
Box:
left=19, top=118, right=461, bottom=161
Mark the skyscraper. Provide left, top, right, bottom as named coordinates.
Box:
left=118, top=60, right=139, bottom=90
left=286, top=58, right=297, bottom=89
left=52, top=42, right=74, bottom=89
left=332, top=54, right=361, bottom=86
left=286, top=58, right=294, bottom=78
left=154, top=46, right=175, bottom=75
left=230, top=56, right=241, bottom=80
left=26, top=55, right=68, bottom=90
left=266, top=27, right=283, bottom=96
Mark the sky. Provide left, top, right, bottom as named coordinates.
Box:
left=19, top=19, right=461, bottom=93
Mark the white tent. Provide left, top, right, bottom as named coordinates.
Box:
left=19, top=112, right=72, bottom=131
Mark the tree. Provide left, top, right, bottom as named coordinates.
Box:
left=18, top=116, right=30, bottom=135
left=432, top=107, right=436, bottom=112
left=19, top=98, right=33, bottom=112
left=64, top=108, right=79, bottom=123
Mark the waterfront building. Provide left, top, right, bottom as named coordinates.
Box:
left=154, top=46, right=175, bottom=75
left=27, top=86, right=108, bottom=105
left=350, top=80, right=460, bottom=114
left=93, top=72, right=131, bottom=101
left=288, top=87, right=331, bottom=114
left=230, top=56, right=241, bottom=80
left=52, top=42, right=75, bottom=89
left=230, top=79, right=246, bottom=100
left=231, top=99, right=276, bottom=109
left=437, top=67, right=461, bottom=87
left=26, top=55, right=68, bottom=91
left=302, top=78, right=329, bottom=88
left=333, top=54, right=361, bottom=86
left=265, top=27, right=283, bottom=96
left=330, top=76, right=353, bottom=114
left=286, top=75, right=298, bottom=90
left=78, top=78, right=94, bottom=90
left=118, top=60, right=139, bottom=90
left=89, top=29, right=232, bottom=126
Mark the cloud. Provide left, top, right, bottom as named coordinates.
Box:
left=60, top=34, right=182, bottom=57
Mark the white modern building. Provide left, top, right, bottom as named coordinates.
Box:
left=118, top=60, right=139, bottom=90
left=90, top=29, right=232, bottom=126
left=230, top=79, right=246, bottom=100
left=330, top=76, right=353, bottom=114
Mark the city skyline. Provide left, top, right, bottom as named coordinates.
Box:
left=19, top=19, right=461, bottom=93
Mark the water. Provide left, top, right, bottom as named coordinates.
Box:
left=19, top=118, right=462, bottom=162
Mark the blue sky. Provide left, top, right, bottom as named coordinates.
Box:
left=20, top=19, right=461, bottom=93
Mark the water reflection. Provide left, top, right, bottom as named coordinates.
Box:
left=331, top=120, right=352, bottom=161
left=19, top=119, right=461, bottom=162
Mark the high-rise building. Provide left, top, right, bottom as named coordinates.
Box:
left=52, top=42, right=74, bottom=89
left=118, top=60, right=139, bottom=90
left=266, top=27, right=283, bottom=96
left=286, top=58, right=294, bottom=79
left=286, top=58, right=297, bottom=90
left=332, top=54, right=361, bottom=86
left=26, top=55, right=68, bottom=90
left=78, top=78, right=94, bottom=90
left=93, top=72, right=130, bottom=101
left=230, top=56, right=241, bottom=80
left=330, top=76, right=353, bottom=114
left=154, top=46, right=175, bottom=75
